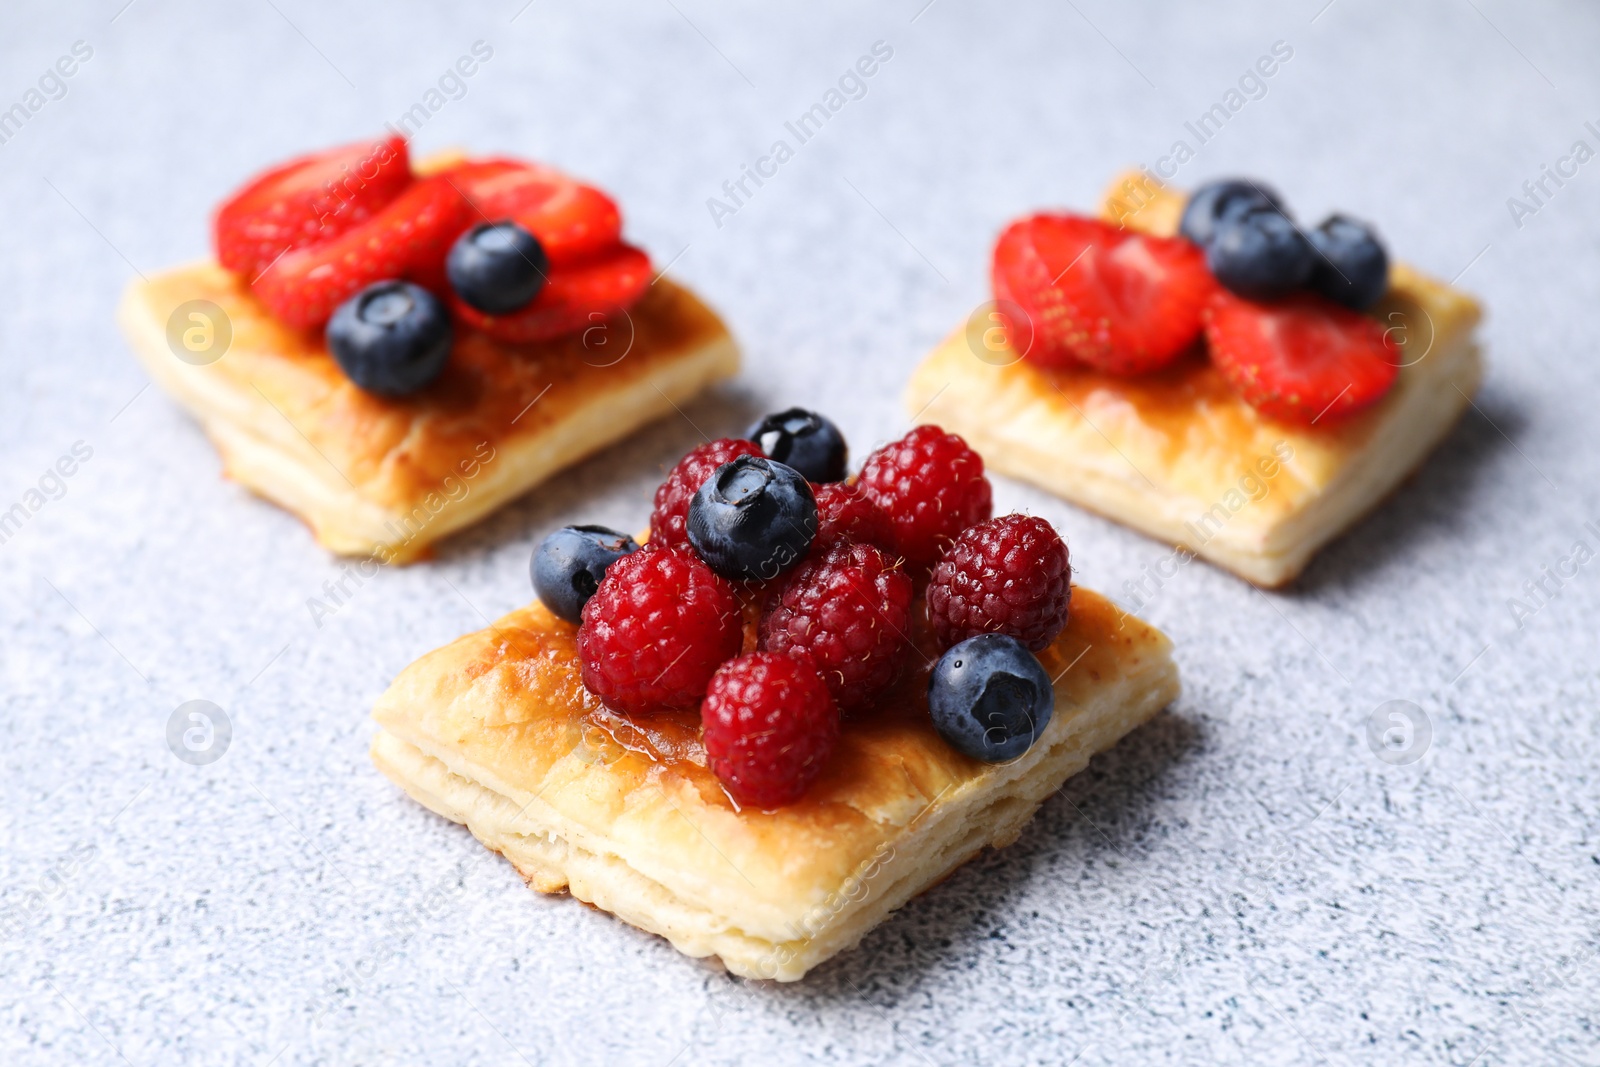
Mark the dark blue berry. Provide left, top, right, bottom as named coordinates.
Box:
left=446, top=221, right=549, bottom=314
left=687, top=456, right=817, bottom=582
left=745, top=408, right=848, bottom=483
left=531, top=525, right=640, bottom=623
left=927, top=634, right=1053, bottom=763
left=1306, top=214, right=1389, bottom=310
left=1206, top=208, right=1315, bottom=301
left=326, top=280, right=453, bottom=396
left=1179, top=178, right=1285, bottom=246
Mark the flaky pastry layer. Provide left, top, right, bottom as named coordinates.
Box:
left=119, top=264, right=738, bottom=562
left=370, top=587, right=1179, bottom=980
left=904, top=171, right=1485, bottom=587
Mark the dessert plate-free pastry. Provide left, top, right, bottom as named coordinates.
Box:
left=371, top=410, right=1179, bottom=980
left=119, top=137, right=737, bottom=562
left=906, top=171, right=1483, bottom=587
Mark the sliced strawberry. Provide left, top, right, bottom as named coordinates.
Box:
left=214, top=135, right=412, bottom=281
left=252, top=175, right=473, bottom=330
left=440, top=158, right=622, bottom=266
left=1203, top=291, right=1400, bottom=424
left=992, top=213, right=1212, bottom=375
left=451, top=244, right=651, bottom=344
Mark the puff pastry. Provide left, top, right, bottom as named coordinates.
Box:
left=905, top=172, right=1484, bottom=587
left=370, top=585, right=1178, bottom=980
left=119, top=215, right=737, bottom=562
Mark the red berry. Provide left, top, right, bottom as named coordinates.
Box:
left=214, top=135, right=412, bottom=281
left=252, top=174, right=473, bottom=330
left=810, top=482, right=894, bottom=555
left=1204, top=290, right=1400, bottom=425
left=759, top=541, right=914, bottom=712
left=577, top=546, right=742, bottom=715
left=701, top=651, right=839, bottom=808
left=648, top=437, right=764, bottom=550
left=992, top=213, right=1212, bottom=374
left=449, top=244, right=652, bottom=344
left=440, top=158, right=624, bottom=267
left=927, top=514, right=1071, bottom=652
left=858, top=426, right=992, bottom=571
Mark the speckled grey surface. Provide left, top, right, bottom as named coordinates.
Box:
left=2, top=1, right=1598, bottom=1064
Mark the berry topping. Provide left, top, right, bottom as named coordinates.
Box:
left=1178, top=178, right=1284, bottom=247
left=447, top=221, right=549, bottom=314
left=325, top=281, right=453, bottom=397
left=858, top=426, right=992, bottom=571
left=649, top=437, right=764, bottom=550
left=1204, top=290, right=1400, bottom=425
left=927, top=514, right=1071, bottom=652
left=531, top=525, right=640, bottom=624
left=577, top=546, right=742, bottom=715
left=992, top=214, right=1212, bottom=374
left=687, top=456, right=818, bottom=583
left=745, top=408, right=848, bottom=483
left=810, top=482, right=894, bottom=554
left=759, top=541, right=914, bottom=712
left=253, top=175, right=472, bottom=330
left=701, top=651, right=840, bottom=808
left=214, top=135, right=412, bottom=281
left=1306, top=214, right=1389, bottom=310
left=442, top=158, right=623, bottom=266
left=449, top=244, right=651, bottom=345
left=1205, top=207, right=1315, bottom=301
left=927, top=634, right=1054, bottom=763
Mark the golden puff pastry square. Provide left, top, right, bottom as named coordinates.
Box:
left=369, top=585, right=1179, bottom=981
left=905, top=170, right=1484, bottom=588
left=118, top=264, right=739, bottom=563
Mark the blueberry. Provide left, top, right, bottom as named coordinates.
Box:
left=531, top=525, right=640, bottom=623
left=745, top=408, right=848, bottom=483
left=928, top=634, right=1053, bottom=763
left=1306, top=214, right=1389, bottom=310
left=326, top=280, right=453, bottom=396
left=1205, top=208, right=1316, bottom=301
left=687, top=456, right=817, bottom=582
left=1179, top=178, right=1285, bottom=246
left=446, top=221, right=549, bottom=314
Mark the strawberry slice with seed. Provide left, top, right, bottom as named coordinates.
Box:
left=992, top=213, right=1212, bottom=374
left=214, top=135, right=412, bottom=281
left=450, top=244, right=652, bottom=344
left=252, top=175, right=473, bottom=331
left=440, top=158, right=622, bottom=267
left=1203, top=290, right=1400, bottom=424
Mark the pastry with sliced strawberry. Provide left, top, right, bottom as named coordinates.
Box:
left=909, top=170, right=1484, bottom=587
left=118, top=138, right=738, bottom=563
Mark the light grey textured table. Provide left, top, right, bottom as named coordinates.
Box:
left=2, top=1, right=1597, bottom=1064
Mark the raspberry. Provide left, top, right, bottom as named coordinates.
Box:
left=759, top=541, right=914, bottom=712
left=648, top=437, right=763, bottom=550
left=701, top=652, right=839, bottom=808
left=858, top=426, right=993, bottom=571
left=577, top=546, right=742, bottom=714
left=927, top=514, right=1071, bottom=652
left=810, top=482, right=894, bottom=555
